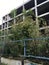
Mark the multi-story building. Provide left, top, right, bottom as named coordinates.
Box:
left=0, top=0, right=49, bottom=41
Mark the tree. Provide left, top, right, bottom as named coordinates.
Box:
left=10, top=9, right=16, bottom=18
left=9, top=10, right=40, bottom=56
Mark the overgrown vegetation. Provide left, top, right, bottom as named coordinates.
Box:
left=10, top=9, right=16, bottom=18
left=1, top=9, right=49, bottom=65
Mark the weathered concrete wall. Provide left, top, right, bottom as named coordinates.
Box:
left=1, top=57, right=42, bottom=65
left=1, top=58, right=30, bottom=65
left=1, top=57, right=22, bottom=65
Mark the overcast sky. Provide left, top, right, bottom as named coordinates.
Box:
left=0, top=0, right=29, bottom=25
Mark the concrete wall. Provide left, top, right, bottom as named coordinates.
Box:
left=1, top=58, right=30, bottom=65
left=1, top=57, right=42, bottom=65
left=1, top=57, right=22, bottom=65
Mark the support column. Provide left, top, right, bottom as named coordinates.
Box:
left=34, top=0, right=39, bottom=36
left=22, top=41, right=26, bottom=65
left=23, top=0, right=25, bottom=22
left=34, top=0, right=38, bottom=25
left=14, top=10, right=16, bottom=24
left=34, top=0, right=38, bottom=17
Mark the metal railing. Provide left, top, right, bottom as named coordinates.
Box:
left=0, top=37, right=49, bottom=61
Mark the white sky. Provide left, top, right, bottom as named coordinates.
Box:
left=0, top=0, right=29, bottom=25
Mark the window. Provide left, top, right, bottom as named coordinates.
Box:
left=2, top=30, right=4, bottom=35
left=4, top=29, right=7, bottom=35
left=39, top=15, right=49, bottom=26
left=0, top=31, right=1, bottom=36
left=0, top=25, right=2, bottom=30
left=37, top=2, right=49, bottom=15
left=17, top=6, right=23, bottom=15
left=1, top=37, right=4, bottom=41
left=8, top=27, right=12, bottom=34
left=24, top=0, right=35, bottom=10
left=3, top=23, right=5, bottom=29
left=15, top=15, right=23, bottom=23
left=37, top=0, right=47, bottom=5
left=8, top=19, right=14, bottom=26
left=5, top=22, right=7, bottom=27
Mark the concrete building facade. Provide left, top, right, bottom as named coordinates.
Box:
left=0, top=0, right=49, bottom=41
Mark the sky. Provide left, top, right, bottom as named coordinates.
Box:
left=0, top=0, right=29, bottom=25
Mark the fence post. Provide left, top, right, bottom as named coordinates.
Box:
left=22, top=40, right=26, bottom=65
left=24, top=40, right=26, bottom=57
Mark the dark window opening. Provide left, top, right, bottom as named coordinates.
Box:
left=17, top=6, right=23, bottom=15
left=3, top=23, right=5, bottom=29
left=40, top=29, right=45, bottom=35
left=37, top=0, right=47, bottom=5
left=26, top=10, right=36, bottom=21
left=37, top=2, right=49, bottom=15
left=24, top=0, right=35, bottom=10
left=0, top=25, right=2, bottom=29
left=15, top=15, right=23, bottom=23
left=39, top=15, right=49, bottom=26
left=8, top=19, right=14, bottom=26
